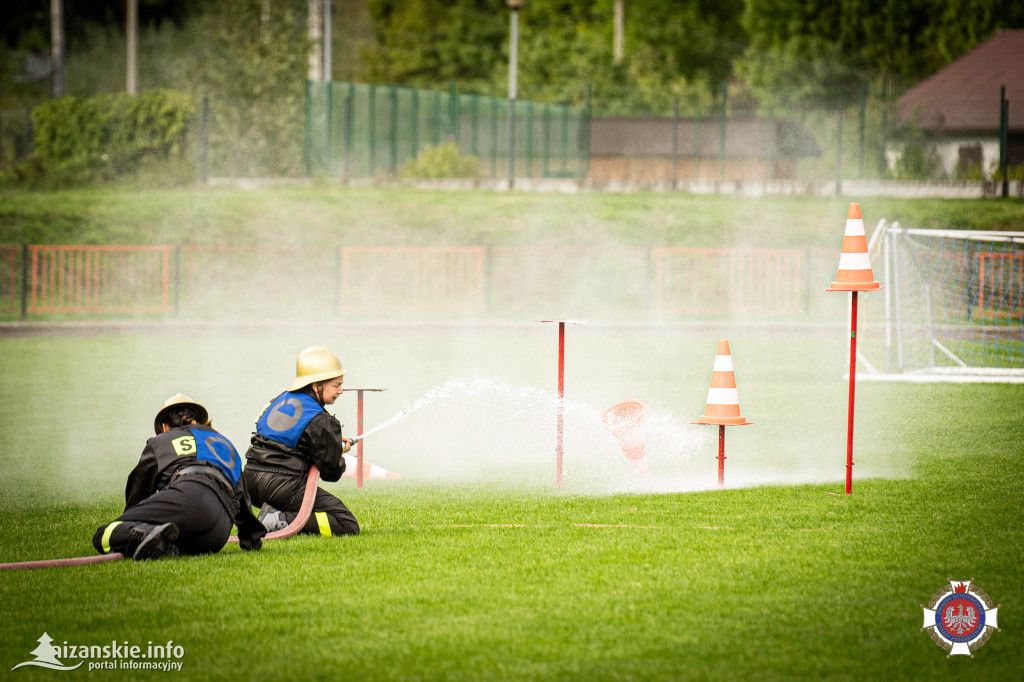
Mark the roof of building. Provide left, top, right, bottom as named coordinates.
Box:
left=898, top=30, right=1024, bottom=133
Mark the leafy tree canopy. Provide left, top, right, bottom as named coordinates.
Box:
left=737, top=0, right=1024, bottom=108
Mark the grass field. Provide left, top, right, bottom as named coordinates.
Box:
left=1, top=187, right=1022, bottom=679
left=1, top=326, right=1022, bottom=680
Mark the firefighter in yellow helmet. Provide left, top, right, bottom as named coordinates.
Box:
left=243, top=346, right=359, bottom=536
left=92, top=394, right=266, bottom=560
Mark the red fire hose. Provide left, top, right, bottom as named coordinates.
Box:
left=0, top=467, right=320, bottom=571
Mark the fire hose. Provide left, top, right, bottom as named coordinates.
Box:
left=0, top=466, right=321, bottom=571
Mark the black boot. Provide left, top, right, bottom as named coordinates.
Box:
left=127, top=523, right=180, bottom=561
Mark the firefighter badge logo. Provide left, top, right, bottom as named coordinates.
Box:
left=921, top=579, right=1000, bottom=657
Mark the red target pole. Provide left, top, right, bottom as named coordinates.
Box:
left=557, top=322, right=565, bottom=485
left=845, top=292, right=858, bottom=495
left=539, top=319, right=587, bottom=485
left=825, top=202, right=880, bottom=496
left=718, top=425, right=726, bottom=487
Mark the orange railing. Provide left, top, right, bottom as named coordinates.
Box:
left=978, top=252, right=1024, bottom=318
left=7, top=244, right=821, bottom=318
left=652, top=247, right=804, bottom=314
left=341, top=246, right=486, bottom=314
left=28, top=245, right=173, bottom=313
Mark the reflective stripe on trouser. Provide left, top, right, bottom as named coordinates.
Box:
left=92, top=480, right=233, bottom=556
left=315, top=512, right=332, bottom=537
left=100, top=521, right=122, bottom=553
left=242, top=468, right=360, bottom=536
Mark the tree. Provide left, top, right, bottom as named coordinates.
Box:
left=191, top=0, right=311, bottom=176
left=737, top=0, right=1024, bottom=109
left=359, top=0, right=746, bottom=114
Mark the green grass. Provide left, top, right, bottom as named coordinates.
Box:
left=1, top=330, right=1022, bottom=680
left=1, top=185, right=1022, bottom=248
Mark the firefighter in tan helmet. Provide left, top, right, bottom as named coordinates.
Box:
left=93, top=394, right=266, bottom=560
left=243, top=346, right=359, bottom=536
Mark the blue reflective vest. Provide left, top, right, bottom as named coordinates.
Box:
left=255, top=391, right=325, bottom=449
left=169, top=426, right=243, bottom=486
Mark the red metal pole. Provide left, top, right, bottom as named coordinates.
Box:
left=846, top=291, right=858, bottom=495
left=357, top=389, right=365, bottom=488
left=556, top=321, right=565, bottom=485
left=718, top=425, right=725, bottom=488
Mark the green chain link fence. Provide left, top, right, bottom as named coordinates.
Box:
left=304, top=81, right=590, bottom=180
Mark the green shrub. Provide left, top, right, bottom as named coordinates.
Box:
left=30, top=89, right=195, bottom=183
left=399, top=142, right=479, bottom=179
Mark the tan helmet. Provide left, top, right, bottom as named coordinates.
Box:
left=154, top=393, right=209, bottom=435
left=289, top=346, right=346, bottom=391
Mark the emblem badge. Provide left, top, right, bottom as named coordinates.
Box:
left=921, top=579, right=1000, bottom=657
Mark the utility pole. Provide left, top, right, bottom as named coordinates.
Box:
left=323, top=0, right=332, bottom=82
left=127, top=0, right=139, bottom=94
left=613, top=0, right=623, bottom=64
left=308, top=0, right=324, bottom=82
left=50, top=0, right=65, bottom=97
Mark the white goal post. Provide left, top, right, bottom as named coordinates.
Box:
left=855, top=221, right=1024, bottom=383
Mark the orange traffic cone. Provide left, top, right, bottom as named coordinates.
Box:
left=693, top=339, right=752, bottom=488
left=601, top=399, right=650, bottom=477
left=693, top=340, right=752, bottom=426
left=826, top=202, right=880, bottom=292
left=341, top=453, right=400, bottom=479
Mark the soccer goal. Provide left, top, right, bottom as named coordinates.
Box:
left=856, top=221, right=1024, bottom=383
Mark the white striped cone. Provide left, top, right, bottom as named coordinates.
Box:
left=693, top=339, right=753, bottom=426
left=826, top=202, right=880, bottom=292
left=341, top=453, right=400, bottom=479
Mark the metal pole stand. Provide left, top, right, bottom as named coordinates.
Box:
left=345, top=388, right=387, bottom=488
left=537, top=319, right=588, bottom=484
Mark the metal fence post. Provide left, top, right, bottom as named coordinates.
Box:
left=410, top=88, right=419, bottom=160
left=671, top=98, right=679, bottom=190
left=718, top=82, right=727, bottom=182
left=304, top=80, right=312, bottom=177
left=448, top=80, right=457, bottom=140
left=470, top=95, right=479, bottom=156
left=173, top=245, right=181, bottom=316
left=694, top=115, right=702, bottom=181
left=490, top=97, right=498, bottom=177
left=836, top=98, right=844, bottom=195
left=324, top=81, right=333, bottom=173
left=1001, top=98, right=1010, bottom=198
left=525, top=100, right=534, bottom=178
left=199, top=96, right=209, bottom=185
left=543, top=103, right=551, bottom=177
left=858, top=84, right=866, bottom=179
left=343, top=95, right=351, bottom=182
left=879, top=109, right=888, bottom=178
left=20, top=244, right=29, bottom=319
left=390, top=85, right=398, bottom=175
left=368, top=84, right=377, bottom=176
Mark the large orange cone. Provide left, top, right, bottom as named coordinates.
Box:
left=693, top=340, right=753, bottom=426
left=826, top=202, right=880, bottom=291
left=601, top=399, right=650, bottom=477
left=341, top=453, right=400, bottom=479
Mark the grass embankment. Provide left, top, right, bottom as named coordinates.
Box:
left=1, top=185, right=1022, bottom=247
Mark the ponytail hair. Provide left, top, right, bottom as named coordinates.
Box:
left=161, top=405, right=204, bottom=429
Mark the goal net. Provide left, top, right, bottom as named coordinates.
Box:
left=856, top=222, right=1024, bottom=382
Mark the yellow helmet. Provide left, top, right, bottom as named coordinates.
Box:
left=154, top=393, right=209, bottom=435
left=289, top=346, right=346, bottom=391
